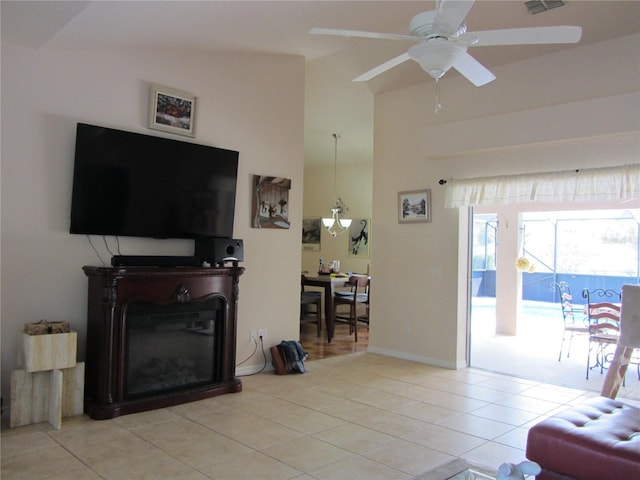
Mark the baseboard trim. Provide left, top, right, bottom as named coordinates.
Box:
left=366, top=346, right=462, bottom=370
left=235, top=348, right=465, bottom=376
left=235, top=363, right=274, bottom=377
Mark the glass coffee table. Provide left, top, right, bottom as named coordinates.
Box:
left=446, top=469, right=495, bottom=480
left=418, top=458, right=538, bottom=480
left=418, top=459, right=538, bottom=480
left=416, top=459, right=496, bottom=480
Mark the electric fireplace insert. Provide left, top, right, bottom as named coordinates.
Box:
left=83, top=266, right=244, bottom=419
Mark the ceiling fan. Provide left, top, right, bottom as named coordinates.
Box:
left=310, top=0, right=582, bottom=87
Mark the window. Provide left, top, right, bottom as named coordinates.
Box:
left=523, top=210, right=639, bottom=277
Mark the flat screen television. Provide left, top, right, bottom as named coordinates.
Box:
left=69, top=123, right=239, bottom=239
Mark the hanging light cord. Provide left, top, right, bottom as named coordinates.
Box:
left=434, top=79, right=442, bottom=114
left=332, top=133, right=340, bottom=201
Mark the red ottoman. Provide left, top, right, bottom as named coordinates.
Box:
left=526, top=396, right=640, bottom=480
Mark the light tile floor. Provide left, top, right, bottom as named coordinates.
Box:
left=2, top=352, right=639, bottom=480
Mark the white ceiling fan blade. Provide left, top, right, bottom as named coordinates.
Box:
left=353, top=52, right=412, bottom=82
left=452, top=52, right=495, bottom=86
left=433, top=0, right=475, bottom=35
left=310, top=27, right=416, bottom=42
left=467, top=26, right=582, bottom=46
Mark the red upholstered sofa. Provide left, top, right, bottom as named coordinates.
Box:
left=526, top=396, right=640, bottom=480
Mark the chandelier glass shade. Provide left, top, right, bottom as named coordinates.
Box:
left=322, top=197, right=352, bottom=237
left=322, top=134, right=352, bottom=237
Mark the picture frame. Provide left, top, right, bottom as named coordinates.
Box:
left=251, top=175, right=291, bottom=229
left=398, top=189, right=431, bottom=223
left=348, top=218, right=370, bottom=258
left=302, top=218, right=321, bottom=251
left=148, top=84, right=197, bottom=137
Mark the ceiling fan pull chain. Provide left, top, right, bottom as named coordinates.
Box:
left=434, top=78, right=442, bottom=114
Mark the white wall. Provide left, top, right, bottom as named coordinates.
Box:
left=368, top=34, right=640, bottom=368
left=0, top=42, right=306, bottom=408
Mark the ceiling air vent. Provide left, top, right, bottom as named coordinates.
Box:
left=525, top=0, right=566, bottom=15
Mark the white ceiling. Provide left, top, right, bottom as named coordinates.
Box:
left=2, top=1, right=639, bottom=165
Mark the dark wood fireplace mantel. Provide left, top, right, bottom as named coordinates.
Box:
left=83, top=265, right=245, bottom=420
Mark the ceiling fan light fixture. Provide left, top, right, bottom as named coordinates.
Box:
left=408, top=41, right=467, bottom=80
left=313, top=1, right=582, bottom=89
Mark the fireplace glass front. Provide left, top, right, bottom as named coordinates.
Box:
left=124, top=297, right=225, bottom=399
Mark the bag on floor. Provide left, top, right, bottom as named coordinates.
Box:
left=272, top=340, right=308, bottom=374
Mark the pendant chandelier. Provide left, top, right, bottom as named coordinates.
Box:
left=322, top=133, right=352, bottom=237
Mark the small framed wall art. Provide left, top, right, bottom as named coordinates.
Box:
left=398, top=189, right=431, bottom=223
left=148, top=84, right=197, bottom=137
left=252, top=175, right=291, bottom=229
left=302, top=218, right=321, bottom=251
left=348, top=219, right=370, bottom=258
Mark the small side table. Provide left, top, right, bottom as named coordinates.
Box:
left=10, top=332, right=84, bottom=429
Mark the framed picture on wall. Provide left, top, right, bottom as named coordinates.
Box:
left=148, top=84, right=197, bottom=137
left=348, top=219, right=370, bottom=258
left=302, top=218, right=321, bottom=251
left=251, top=175, right=291, bottom=229
left=398, top=189, right=431, bottom=223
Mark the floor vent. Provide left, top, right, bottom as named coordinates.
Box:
left=524, top=0, right=566, bottom=15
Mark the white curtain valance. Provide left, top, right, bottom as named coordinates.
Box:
left=444, top=164, right=640, bottom=208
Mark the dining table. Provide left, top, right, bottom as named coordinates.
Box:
left=302, top=274, right=349, bottom=343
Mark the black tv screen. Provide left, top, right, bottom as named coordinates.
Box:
left=70, top=123, right=238, bottom=239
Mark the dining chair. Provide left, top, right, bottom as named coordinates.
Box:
left=551, top=281, right=588, bottom=361
left=300, top=275, right=322, bottom=337
left=357, top=278, right=370, bottom=327
left=333, top=275, right=369, bottom=342
left=582, top=287, right=621, bottom=380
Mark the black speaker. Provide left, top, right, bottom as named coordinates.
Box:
left=195, top=238, right=244, bottom=264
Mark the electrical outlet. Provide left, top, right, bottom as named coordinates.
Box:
left=257, top=328, right=267, bottom=340
left=250, top=329, right=257, bottom=341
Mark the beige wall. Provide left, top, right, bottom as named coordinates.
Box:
left=0, top=43, right=306, bottom=405
left=302, top=162, right=373, bottom=276
left=367, top=33, right=640, bottom=368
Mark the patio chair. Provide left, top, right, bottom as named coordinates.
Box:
left=601, top=284, right=640, bottom=398
left=551, top=281, right=588, bottom=361
left=582, top=288, right=621, bottom=380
